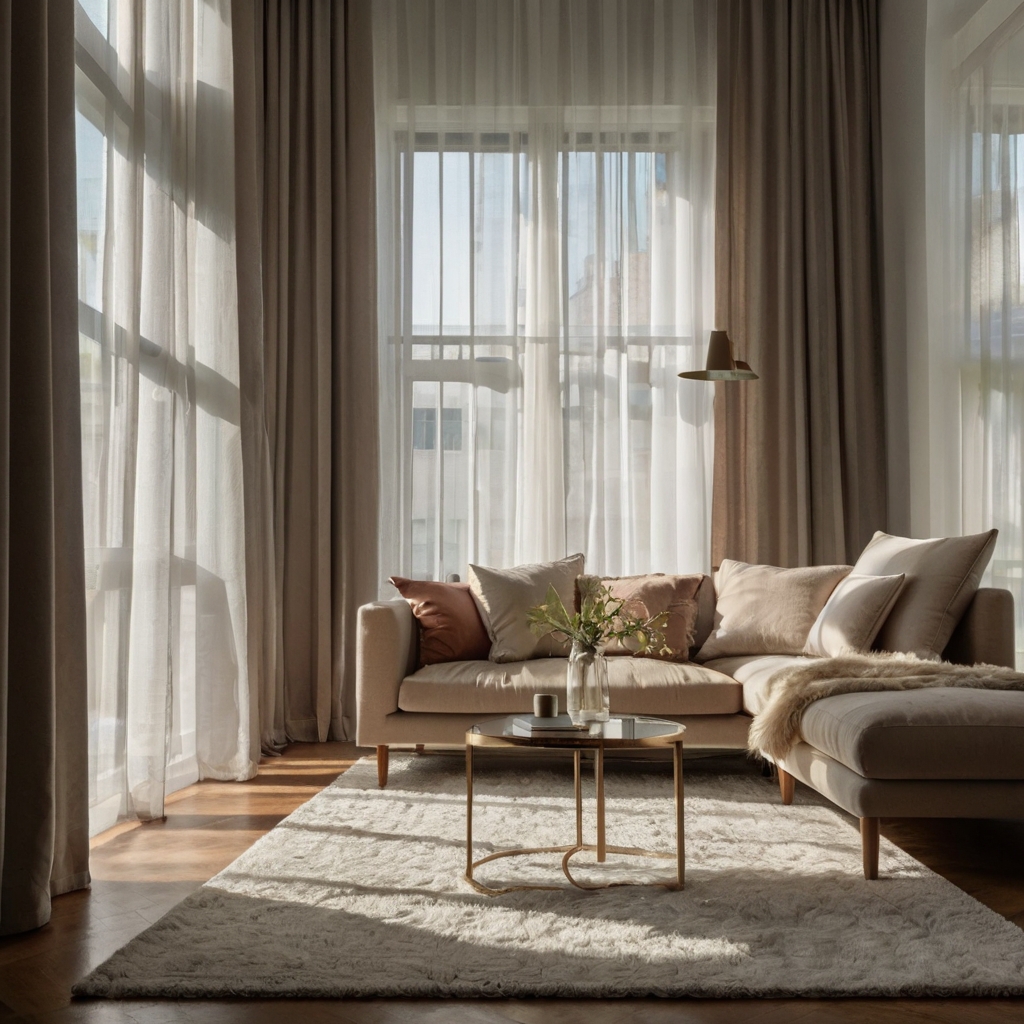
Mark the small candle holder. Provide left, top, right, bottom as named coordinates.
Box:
left=533, top=693, right=558, bottom=718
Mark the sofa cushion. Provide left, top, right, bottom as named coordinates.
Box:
left=468, top=554, right=585, bottom=663
left=397, top=657, right=742, bottom=716
left=803, top=573, right=907, bottom=658
left=852, top=529, right=998, bottom=659
left=702, top=654, right=815, bottom=715
left=388, top=577, right=492, bottom=666
left=696, top=560, right=850, bottom=661
left=799, top=688, right=1024, bottom=780
left=576, top=573, right=703, bottom=662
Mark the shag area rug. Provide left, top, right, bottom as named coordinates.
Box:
left=75, top=754, right=1024, bottom=999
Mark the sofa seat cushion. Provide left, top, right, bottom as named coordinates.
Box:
left=397, top=657, right=742, bottom=716
left=799, top=688, right=1024, bottom=780
left=703, top=655, right=816, bottom=715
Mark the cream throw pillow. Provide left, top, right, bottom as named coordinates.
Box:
left=696, top=560, right=851, bottom=661
left=468, top=554, right=585, bottom=663
left=803, top=573, right=906, bottom=657
left=851, top=529, right=998, bottom=659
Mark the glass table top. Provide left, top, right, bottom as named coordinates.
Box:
left=469, top=714, right=685, bottom=745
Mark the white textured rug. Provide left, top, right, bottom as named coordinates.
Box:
left=75, top=754, right=1024, bottom=999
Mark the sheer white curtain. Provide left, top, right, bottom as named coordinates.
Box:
left=75, top=0, right=257, bottom=834
left=934, top=4, right=1024, bottom=665
left=372, top=0, right=716, bottom=584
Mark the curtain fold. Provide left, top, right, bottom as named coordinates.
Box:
left=261, top=0, right=379, bottom=742
left=231, top=0, right=282, bottom=754
left=712, top=0, right=887, bottom=568
left=0, top=0, right=90, bottom=935
left=373, top=0, right=717, bottom=584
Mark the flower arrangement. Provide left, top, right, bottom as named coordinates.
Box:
left=526, top=577, right=672, bottom=656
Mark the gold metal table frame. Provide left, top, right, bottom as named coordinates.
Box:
left=465, top=716, right=685, bottom=896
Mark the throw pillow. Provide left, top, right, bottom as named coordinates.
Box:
left=575, top=573, right=703, bottom=662
left=696, top=559, right=851, bottom=661
left=691, top=574, right=716, bottom=657
left=389, top=577, right=492, bottom=667
left=852, top=529, right=998, bottom=659
left=468, top=554, right=586, bottom=663
left=802, top=572, right=907, bottom=658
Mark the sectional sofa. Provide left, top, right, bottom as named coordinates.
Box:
left=357, top=585, right=1012, bottom=762
left=356, top=535, right=1024, bottom=877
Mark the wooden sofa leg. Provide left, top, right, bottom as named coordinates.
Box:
left=861, top=817, right=880, bottom=880
left=415, top=744, right=425, bottom=754
left=377, top=745, right=389, bottom=788
left=778, top=767, right=795, bottom=805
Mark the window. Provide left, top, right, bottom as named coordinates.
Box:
left=412, top=407, right=463, bottom=451
left=374, top=0, right=717, bottom=585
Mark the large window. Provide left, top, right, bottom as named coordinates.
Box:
left=74, top=0, right=255, bottom=834
left=373, top=0, right=717, bottom=584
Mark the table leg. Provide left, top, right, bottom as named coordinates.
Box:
left=596, top=742, right=606, bottom=863
left=574, top=749, right=582, bottom=847
left=674, top=740, right=685, bottom=887
left=466, top=744, right=474, bottom=880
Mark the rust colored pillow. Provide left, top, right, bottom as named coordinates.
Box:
left=389, top=577, right=492, bottom=667
left=575, top=573, right=703, bottom=663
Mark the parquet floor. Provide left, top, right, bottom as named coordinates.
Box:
left=1, top=743, right=1022, bottom=1023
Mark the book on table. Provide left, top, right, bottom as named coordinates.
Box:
left=509, top=716, right=640, bottom=739
left=510, top=714, right=591, bottom=738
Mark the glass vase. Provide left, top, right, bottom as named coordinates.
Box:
left=566, top=640, right=610, bottom=724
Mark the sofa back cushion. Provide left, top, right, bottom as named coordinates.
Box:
left=851, top=530, right=998, bottom=659
left=575, top=573, right=703, bottom=662
left=803, top=572, right=907, bottom=658
left=389, top=577, right=492, bottom=667
left=696, top=560, right=851, bottom=660
left=468, top=554, right=585, bottom=663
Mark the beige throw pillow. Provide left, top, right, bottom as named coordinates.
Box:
left=852, top=529, right=998, bottom=659
left=575, top=573, right=703, bottom=662
left=696, top=560, right=851, bottom=661
left=803, top=573, right=906, bottom=658
left=468, top=554, right=585, bottom=663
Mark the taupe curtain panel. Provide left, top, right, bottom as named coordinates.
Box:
left=0, top=0, right=90, bottom=934
left=261, top=0, right=379, bottom=742
left=712, top=0, right=887, bottom=568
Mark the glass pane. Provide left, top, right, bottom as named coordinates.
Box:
left=75, top=109, right=107, bottom=312
left=474, top=152, right=515, bottom=335
left=410, top=380, right=438, bottom=578
left=412, top=153, right=440, bottom=334
left=80, top=0, right=108, bottom=38
left=442, top=152, right=471, bottom=334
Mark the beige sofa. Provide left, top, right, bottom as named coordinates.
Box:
left=355, top=585, right=1016, bottom=799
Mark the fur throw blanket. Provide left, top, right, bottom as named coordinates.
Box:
left=748, top=652, right=1024, bottom=761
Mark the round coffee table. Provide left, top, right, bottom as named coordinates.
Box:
left=465, top=715, right=685, bottom=895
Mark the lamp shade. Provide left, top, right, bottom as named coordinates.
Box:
left=678, top=330, right=758, bottom=381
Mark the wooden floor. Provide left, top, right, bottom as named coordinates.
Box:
left=1, top=743, right=1022, bottom=1023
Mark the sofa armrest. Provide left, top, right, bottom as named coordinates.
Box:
left=942, top=588, right=1015, bottom=669
left=356, top=599, right=417, bottom=747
